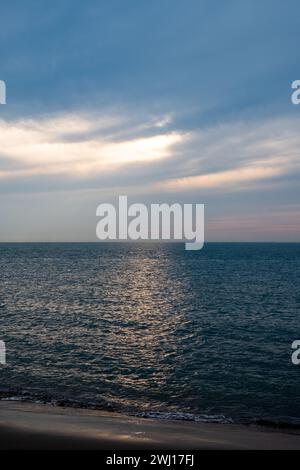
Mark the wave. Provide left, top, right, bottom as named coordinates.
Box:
left=1, top=389, right=300, bottom=430
left=137, top=411, right=233, bottom=423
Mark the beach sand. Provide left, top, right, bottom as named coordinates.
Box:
left=0, top=401, right=300, bottom=450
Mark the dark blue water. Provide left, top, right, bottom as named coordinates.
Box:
left=0, top=243, right=300, bottom=426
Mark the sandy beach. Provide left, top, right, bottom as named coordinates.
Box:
left=0, top=401, right=299, bottom=450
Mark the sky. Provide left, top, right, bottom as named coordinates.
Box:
left=0, top=0, right=299, bottom=242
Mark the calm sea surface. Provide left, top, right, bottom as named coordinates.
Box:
left=0, top=243, right=300, bottom=425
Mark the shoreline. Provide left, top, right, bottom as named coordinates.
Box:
left=0, top=401, right=300, bottom=449
left=1, top=394, right=300, bottom=431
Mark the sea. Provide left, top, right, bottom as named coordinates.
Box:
left=0, top=242, right=299, bottom=427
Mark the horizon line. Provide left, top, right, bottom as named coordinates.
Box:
left=0, top=241, right=299, bottom=244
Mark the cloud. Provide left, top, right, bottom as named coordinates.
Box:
left=0, top=111, right=299, bottom=199
left=164, top=163, right=284, bottom=191
left=0, top=112, right=184, bottom=188
left=157, top=116, right=300, bottom=193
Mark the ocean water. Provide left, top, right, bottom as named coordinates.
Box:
left=0, top=242, right=300, bottom=426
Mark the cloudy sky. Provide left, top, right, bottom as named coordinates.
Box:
left=0, top=0, right=299, bottom=242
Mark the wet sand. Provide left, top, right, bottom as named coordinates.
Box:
left=0, top=401, right=300, bottom=450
